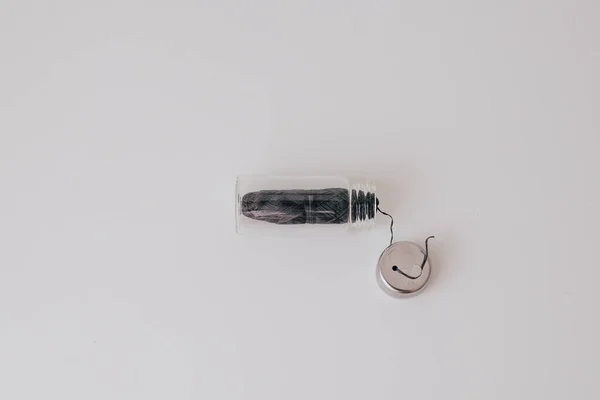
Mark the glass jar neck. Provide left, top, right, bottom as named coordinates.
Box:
left=349, top=183, right=377, bottom=229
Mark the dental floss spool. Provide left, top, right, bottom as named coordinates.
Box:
left=236, top=175, right=434, bottom=297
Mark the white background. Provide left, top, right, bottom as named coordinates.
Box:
left=1, top=1, right=599, bottom=399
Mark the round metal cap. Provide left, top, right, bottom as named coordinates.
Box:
left=376, top=240, right=432, bottom=297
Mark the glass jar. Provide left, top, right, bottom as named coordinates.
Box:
left=235, top=175, right=376, bottom=234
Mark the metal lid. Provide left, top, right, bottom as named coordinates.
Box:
left=376, top=238, right=433, bottom=297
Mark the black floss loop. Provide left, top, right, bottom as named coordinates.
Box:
left=376, top=201, right=434, bottom=280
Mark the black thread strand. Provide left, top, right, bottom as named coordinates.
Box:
left=420, top=236, right=435, bottom=269
left=375, top=203, right=435, bottom=280
left=393, top=236, right=435, bottom=280
left=376, top=205, right=394, bottom=246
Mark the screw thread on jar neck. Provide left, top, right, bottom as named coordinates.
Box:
left=349, top=183, right=377, bottom=229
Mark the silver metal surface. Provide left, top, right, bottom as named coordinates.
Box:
left=376, top=241, right=431, bottom=297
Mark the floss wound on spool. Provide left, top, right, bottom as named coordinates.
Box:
left=236, top=175, right=434, bottom=297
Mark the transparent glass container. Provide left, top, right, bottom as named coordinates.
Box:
left=235, top=175, right=376, bottom=234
